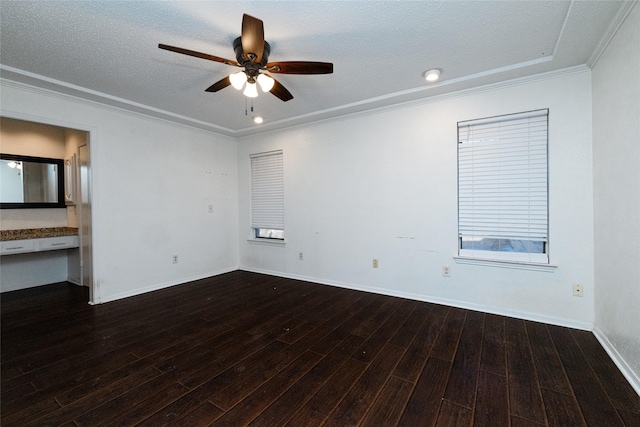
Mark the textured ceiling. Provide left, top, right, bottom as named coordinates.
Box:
left=0, top=1, right=628, bottom=137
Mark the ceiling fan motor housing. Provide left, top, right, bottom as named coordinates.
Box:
left=233, top=37, right=270, bottom=80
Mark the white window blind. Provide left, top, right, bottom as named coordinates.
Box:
left=250, top=150, right=284, bottom=234
left=458, top=109, right=548, bottom=263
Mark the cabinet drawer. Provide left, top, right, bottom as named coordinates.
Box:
left=0, top=236, right=79, bottom=256
left=38, top=236, right=79, bottom=251
left=1, top=240, right=37, bottom=255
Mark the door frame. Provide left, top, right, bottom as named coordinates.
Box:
left=0, top=110, right=99, bottom=303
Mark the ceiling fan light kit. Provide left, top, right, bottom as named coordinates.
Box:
left=257, top=74, right=275, bottom=92
left=243, top=82, right=259, bottom=98
left=159, top=13, right=333, bottom=103
left=230, top=71, right=247, bottom=90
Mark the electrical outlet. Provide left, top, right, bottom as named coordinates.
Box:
left=208, top=205, right=214, bottom=213
left=172, top=255, right=179, bottom=264
left=299, top=252, right=304, bottom=261
left=442, top=266, right=451, bottom=277
left=373, top=259, right=379, bottom=268
left=573, top=283, right=583, bottom=297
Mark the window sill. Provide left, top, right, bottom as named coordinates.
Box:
left=247, top=238, right=286, bottom=246
left=453, top=256, right=557, bottom=272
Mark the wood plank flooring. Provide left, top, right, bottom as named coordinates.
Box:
left=2, top=271, right=639, bottom=426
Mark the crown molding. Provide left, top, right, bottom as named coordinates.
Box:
left=3, top=63, right=590, bottom=139
left=588, top=1, right=638, bottom=68
left=0, top=66, right=236, bottom=137
left=236, top=64, right=590, bottom=139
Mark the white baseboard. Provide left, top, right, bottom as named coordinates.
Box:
left=593, top=326, right=640, bottom=397
left=239, top=266, right=593, bottom=331
left=93, top=266, right=238, bottom=304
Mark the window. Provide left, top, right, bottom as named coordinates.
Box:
left=457, top=109, right=548, bottom=263
left=250, top=150, right=284, bottom=241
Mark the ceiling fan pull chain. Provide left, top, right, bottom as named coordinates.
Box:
left=245, top=97, right=248, bottom=116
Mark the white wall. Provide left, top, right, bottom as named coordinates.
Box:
left=238, top=70, right=595, bottom=329
left=592, top=4, right=640, bottom=392
left=0, top=116, right=66, bottom=158
left=1, top=82, right=240, bottom=302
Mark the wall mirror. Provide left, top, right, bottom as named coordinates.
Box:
left=1, top=154, right=65, bottom=208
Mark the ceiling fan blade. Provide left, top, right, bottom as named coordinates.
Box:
left=159, top=44, right=240, bottom=67
left=266, top=61, right=333, bottom=75
left=269, top=77, right=293, bottom=102
left=241, top=14, right=264, bottom=63
left=205, top=76, right=231, bottom=92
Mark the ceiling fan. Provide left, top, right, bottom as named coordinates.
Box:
left=159, top=14, right=333, bottom=102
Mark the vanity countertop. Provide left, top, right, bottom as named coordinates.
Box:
left=0, top=227, right=79, bottom=241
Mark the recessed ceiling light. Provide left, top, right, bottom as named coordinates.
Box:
left=253, top=116, right=264, bottom=124
left=423, top=68, right=443, bottom=82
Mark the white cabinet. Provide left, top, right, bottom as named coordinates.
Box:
left=0, top=235, right=79, bottom=256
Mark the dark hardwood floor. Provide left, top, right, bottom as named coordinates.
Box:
left=2, top=271, right=639, bottom=426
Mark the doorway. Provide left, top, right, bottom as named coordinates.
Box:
left=0, top=116, right=94, bottom=302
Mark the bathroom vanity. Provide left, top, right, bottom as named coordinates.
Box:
left=0, top=227, right=80, bottom=292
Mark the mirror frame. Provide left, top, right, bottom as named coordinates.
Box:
left=1, top=153, right=65, bottom=209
